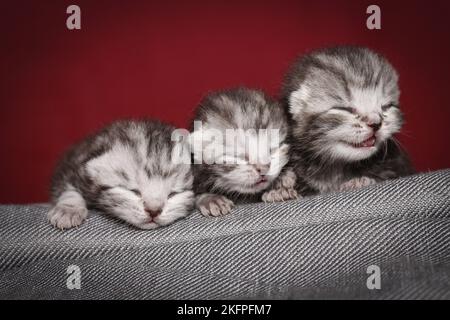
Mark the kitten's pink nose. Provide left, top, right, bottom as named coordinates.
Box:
left=145, top=208, right=162, bottom=218
left=144, top=202, right=163, bottom=218
left=254, top=164, right=270, bottom=175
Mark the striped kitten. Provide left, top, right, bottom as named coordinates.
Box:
left=48, top=120, right=194, bottom=230
left=283, top=46, right=413, bottom=195
left=190, top=87, right=297, bottom=217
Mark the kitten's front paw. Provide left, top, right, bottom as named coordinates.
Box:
left=196, top=194, right=234, bottom=217
left=262, top=187, right=298, bottom=203
left=47, top=205, right=88, bottom=230
left=339, top=176, right=377, bottom=192
left=275, top=169, right=297, bottom=190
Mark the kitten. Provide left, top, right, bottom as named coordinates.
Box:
left=282, top=46, right=414, bottom=195
left=190, top=87, right=297, bottom=217
left=48, top=120, right=194, bottom=230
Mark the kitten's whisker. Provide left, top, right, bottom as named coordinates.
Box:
left=398, top=131, right=413, bottom=139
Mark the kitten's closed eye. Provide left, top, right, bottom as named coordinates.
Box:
left=168, top=190, right=188, bottom=198
left=99, top=185, right=112, bottom=192
left=331, top=106, right=356, bottom=114
left=130, top=189, right=141, bottom=196
left=99, top=185, right=141, bottom=197
left=168, top=191, right=178, bottom=198
left=381, top=103, right=398, bottom=112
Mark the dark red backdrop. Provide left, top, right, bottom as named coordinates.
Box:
left=1, top=0, right=449, bottom=203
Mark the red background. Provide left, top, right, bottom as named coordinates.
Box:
left=1, top=0, right=449, bottom=203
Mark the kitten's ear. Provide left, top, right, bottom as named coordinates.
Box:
left=289, top=85, right=310, bottom=115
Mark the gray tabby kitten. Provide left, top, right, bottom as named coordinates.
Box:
left=190, top=87, right=297, bottom=217
left=48, top=120, right=194, bottom=230
left=283, top=46, right=413, bottom=195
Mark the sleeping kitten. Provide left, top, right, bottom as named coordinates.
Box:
left=48, top=120, right=194, bottom=230
left=190, top=87, right=297, bottom=216
left=282, top=46, right=413, bottom=195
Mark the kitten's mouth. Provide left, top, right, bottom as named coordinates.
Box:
left=346, top=135, right=376, bottom=148
left=145, top=220, right=159, bottom=227
left=148, top=217, right=160, bottom=224
left=254, top=177, right=268, bottom=186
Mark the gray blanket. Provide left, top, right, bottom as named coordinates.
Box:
left=0, top=170, right=449, bottom=300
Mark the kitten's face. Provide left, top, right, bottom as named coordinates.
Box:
left=215, top=142, right=289, bottom=194
left=288, top=48, right=403, bottom=162
left=193, top=129, right=289, bottom=194
left=87, top=143, right=194, bottom=229
left=191, top=88, right=290, bottom=195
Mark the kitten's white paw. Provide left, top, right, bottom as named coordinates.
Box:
left=262, top=187, right=298, bottom=203
left=197, top=194, right=234, bottom=217
left=47, top=205, right=88, bottom=230
left=339, top=176, right=377, bottom=191
left=276, top=169, right=297, bottom=189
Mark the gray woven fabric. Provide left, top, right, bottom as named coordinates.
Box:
left=0, top=170, right=449, bottom=300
